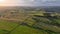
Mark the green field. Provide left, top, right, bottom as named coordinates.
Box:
left=0, top=15, right=60, bottom=34
left=0, top=10, right=60, bottom=34
left=0, top=19, right=48, bottom=34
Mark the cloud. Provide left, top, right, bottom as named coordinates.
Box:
left=1, top=0, right=60, bottom=6
left=19, top=0, right=60, bottom=6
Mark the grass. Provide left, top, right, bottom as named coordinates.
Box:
left=10, top=25, right=47, bottom=34
left=0, top=19, right=18, bottom=34
left=0, top=11, right=60, bottom=34
left=0, top=19, right=48, bottom=34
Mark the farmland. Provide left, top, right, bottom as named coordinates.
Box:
left=0, top=6, right=60, bottom=34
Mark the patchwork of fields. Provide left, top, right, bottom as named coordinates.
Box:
left=0, top=9, right=60, bottom=34
left=0, top=20, right=47, bottom=34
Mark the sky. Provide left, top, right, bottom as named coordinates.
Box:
left=0, top=0, right=60, bottom=6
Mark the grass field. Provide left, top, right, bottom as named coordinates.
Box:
left=0, top=10, right=60, bottom=34
left=0, top=19, right=48, bottom=34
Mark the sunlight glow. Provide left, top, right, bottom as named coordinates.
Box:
left=0, top=0, right=5, bottom=3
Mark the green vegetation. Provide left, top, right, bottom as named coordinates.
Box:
left=0, top=9, right=60, bottom=34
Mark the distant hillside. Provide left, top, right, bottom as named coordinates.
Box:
left=0, top=6, right=60, bottom=13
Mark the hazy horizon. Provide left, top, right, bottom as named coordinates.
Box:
left=0, top=0, right=60, bottom=6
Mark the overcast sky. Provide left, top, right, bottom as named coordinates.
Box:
left=1, top=0, right=60, bottom=6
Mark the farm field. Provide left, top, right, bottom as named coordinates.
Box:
left=0, top=19, right=48, bottom=34
left=0, top=7, right=60, bottom=34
